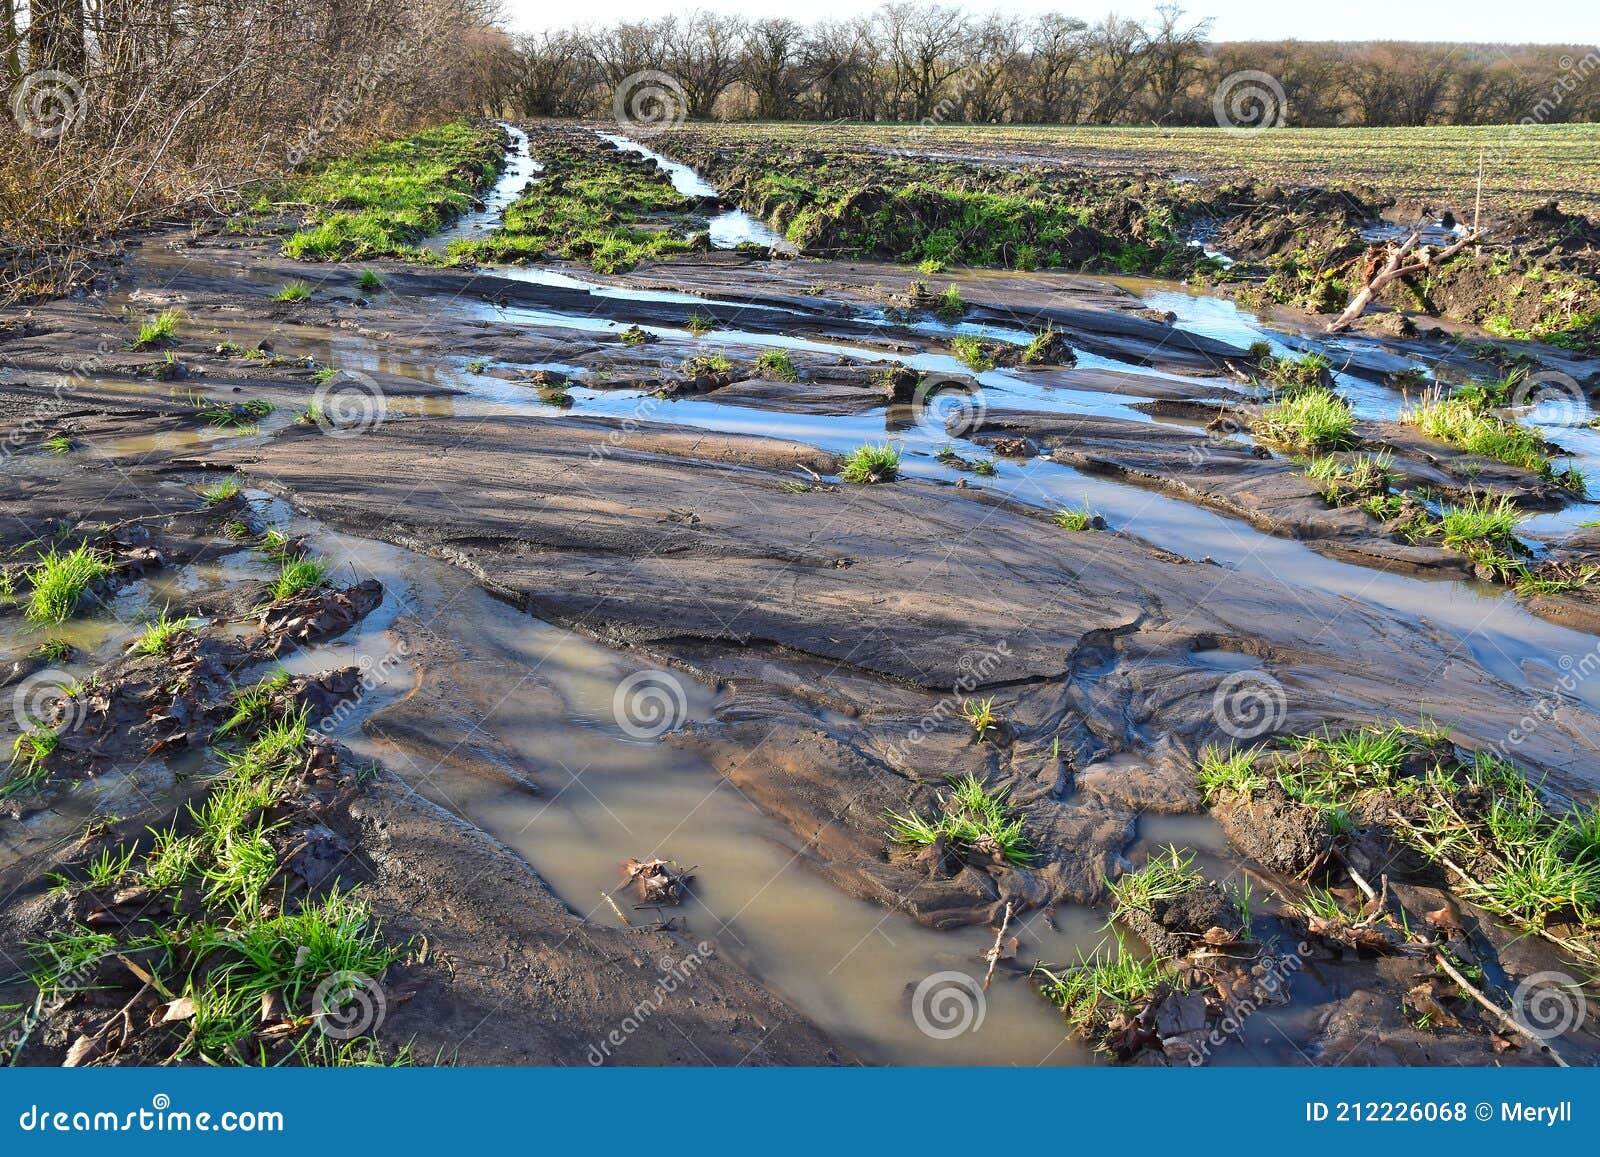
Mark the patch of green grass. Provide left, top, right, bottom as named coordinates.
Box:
left=756, top=349, right=797, bottom=382
left=196, top=396, right=273, bottom=429
left=7, top=727, right=58, bottom=787
left=131, top=310, right=180, bottom=351
left=840, top=442, right=901, bottom=484
left=888, top=773, right=1034, bottom=865
left=281, top=121, right=505, bottom=261
left=1035, top=940, right=1167, bottom=1046
left=1259, top=351, right=1332, bottom=392
left=1051, top=506, right=1098, bottom=531
left=35, top=638, right=72, bottom=663
left=24, top=543, right=113, bottom=624
left=934, top=285, right=964, bottom=320
left=1401, top=390, right=1579, bottom=492
left=1196, top=745, right=1267, bottom=800
left=1020, top=326, right=1066, bottom=365
left=951, top=334, right=993, bottom=371
left=1432, top=494, right=1526, bottom=550
left=451, top=134, right=697, bottom=272
left=1109, top=845, right=1200, bottom=921
left=215, top=670, right=294, bottom=739
left=357, top=270, right=384, bottom=291
left=971, top=457, right=998, bottom=477
left=918, top=258, right=946, bottom=276
left=1300, top=451, right=1396, bottom=501
left=199, top=476, right=242, bottom=507
left=43, top=434, right=71, bottom=455
left=1254, top=391, right=1357, bottom=451
left=685, top=313, right=716, bottom=336
left=259, top=529, right=296, bottom=561
left=310, top=366, right=338, bottom=386
left=131, top=609, right=193, bottom=657
left=274, top=280, right=313, bottom=303
left=681, top=353, right=733, bottom=376
left=269, top=555, right=328, bottom=602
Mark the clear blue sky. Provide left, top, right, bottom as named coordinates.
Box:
left=504, top=0, right=1596, bottom=44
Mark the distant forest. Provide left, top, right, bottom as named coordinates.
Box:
left=481, top=4, right=1599, bottom=127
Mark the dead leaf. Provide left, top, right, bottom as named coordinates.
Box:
left=63, top=1033, right=105, bottom=1067
left=160, top=996, right=196, bottom=1023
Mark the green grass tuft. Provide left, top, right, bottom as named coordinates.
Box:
left=840, top=442, right=901, bottom=484
left=24, top=544, right=113, bottom=624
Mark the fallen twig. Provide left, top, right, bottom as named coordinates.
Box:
left=981, top=901, right=1013, bottom=991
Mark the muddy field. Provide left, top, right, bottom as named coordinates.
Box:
left=2, top=120, right=1599, bottom=1068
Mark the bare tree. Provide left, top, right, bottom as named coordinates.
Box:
left=665, top=11, right=745, bottom=119
left=741, top=17, right=803, bottom=120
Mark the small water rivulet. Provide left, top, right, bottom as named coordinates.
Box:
left=596, top=131, right=789, bottom=251
left=423, top=123, right=541, bottom=253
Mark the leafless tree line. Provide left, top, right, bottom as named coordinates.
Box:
left=1, top=0, right=505, bottom=293
left=479, top=4, right=1599, bottom=127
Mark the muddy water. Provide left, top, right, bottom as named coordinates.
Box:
left=254, top=498, right=1127, bottom=1065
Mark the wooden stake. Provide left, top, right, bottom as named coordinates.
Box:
left=1473, top=146, right=1485, bottom=237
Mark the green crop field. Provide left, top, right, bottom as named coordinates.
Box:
left=665, top=122, right=1600, bottom=216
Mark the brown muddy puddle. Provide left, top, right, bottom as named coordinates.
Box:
left=244, top=500, right=1104, bottom=1064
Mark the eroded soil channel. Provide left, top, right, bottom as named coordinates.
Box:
left=3, top=124, right=1599, bottom=1067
